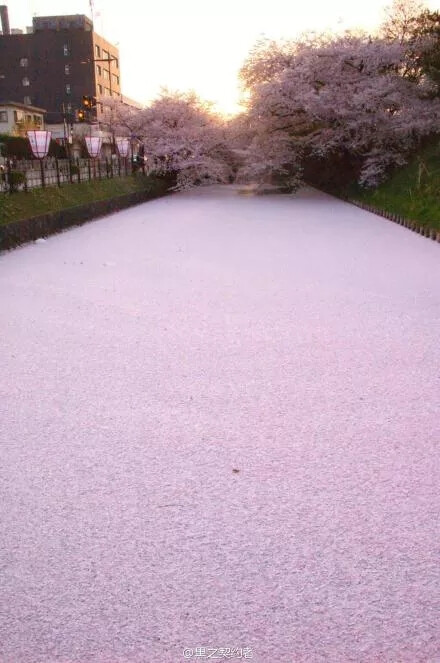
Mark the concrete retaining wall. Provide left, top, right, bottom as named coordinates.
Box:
left=0, top=187, right=170, bottom=252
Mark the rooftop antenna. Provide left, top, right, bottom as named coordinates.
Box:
left=90, top=1, right=104, bottom=35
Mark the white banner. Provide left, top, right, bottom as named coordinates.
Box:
left=115, top=137, right=130, bottom=158
left=27, top=130, right=51, bottom=159
left=85, top=135, right=102, bottom=158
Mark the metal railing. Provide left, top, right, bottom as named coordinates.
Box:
left=0, top=156, right=146, bottom=193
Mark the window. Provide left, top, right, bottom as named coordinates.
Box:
left=26, top=114, right=32, bottom=123
left=0, top=111, right=7, bottom=123
left=65, top=84, right=71, bottom=95
left=95, top=44, right=100, bottom=58
left=66, top=103, right=72, bottom=112
left=112, top=74, right=119, bottom=86
left=24, top=96, right=31, bottom=105
left=63, top=44, right=70, bottom=56
left=14, top=110, right=24, bottom=122
left=20, top=57, right=28, bottom=67
left=64, top=64, right=70, bottom=75
left=22, top=77, right=30, bottom=86
left=33, top=115, right=42, bottom=126
left=98, top=84, right=103, bottom=94
left=113, top=58, right=119, bottom=69
left=96, top=64, right=101, bottom=76
left=105, top=87, right=111, bottom=96
left=102, top=49, right=109, bottom=60
left=103, top=69, right=109, bottom=80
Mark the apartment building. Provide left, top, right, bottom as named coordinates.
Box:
left=0, top=8, right=121, bottom=124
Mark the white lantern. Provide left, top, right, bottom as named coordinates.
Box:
left=85, top=135, right=102, bottom=158
left=115, top=137, right=130, bottom=158
left=27, top=130, right=51, bottom=159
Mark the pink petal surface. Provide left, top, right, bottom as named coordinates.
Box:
left=0, top=186, right=439, bottom=662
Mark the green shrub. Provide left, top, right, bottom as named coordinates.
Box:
left=0, top=134, right=67, bottom=159
left=348, top=144, right=440, bottom=230
left=8, top=170, right=26, bottom=192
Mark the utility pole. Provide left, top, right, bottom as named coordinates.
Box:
left=62, top=102, right=73, bottom=160
left=81, top=53, right=118, bottom=150
left=94, top=55, right=118, bottom=152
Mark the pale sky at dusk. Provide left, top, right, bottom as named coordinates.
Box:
left=9, top=0, right=440, bottom=113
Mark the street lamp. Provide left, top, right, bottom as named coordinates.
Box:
left=115, top=137, right=129, bottom=157
left=116, top=137, right=130, bottom=175
left=27, top=129, right=51, bottom=187
left=85, top=135, right=102, bottom=178
left=85, top=135, right=102, bottom=159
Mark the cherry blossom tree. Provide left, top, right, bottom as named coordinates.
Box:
left=100, top=97, right=145, bottom=138
left=239, top=32, right=440, bottom=188
left=101, top=13, right=440, bottom=194
left=140, top=92, right=234, bottom=189
left=102, top=92, right=233, bottom=190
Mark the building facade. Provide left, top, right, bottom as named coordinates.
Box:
left=0, top=11, right=121, bottom=124
left=0, top=100, right=45, bottom=134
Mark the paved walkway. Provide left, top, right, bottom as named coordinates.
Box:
left=1, top=186, right=439, bottom=662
